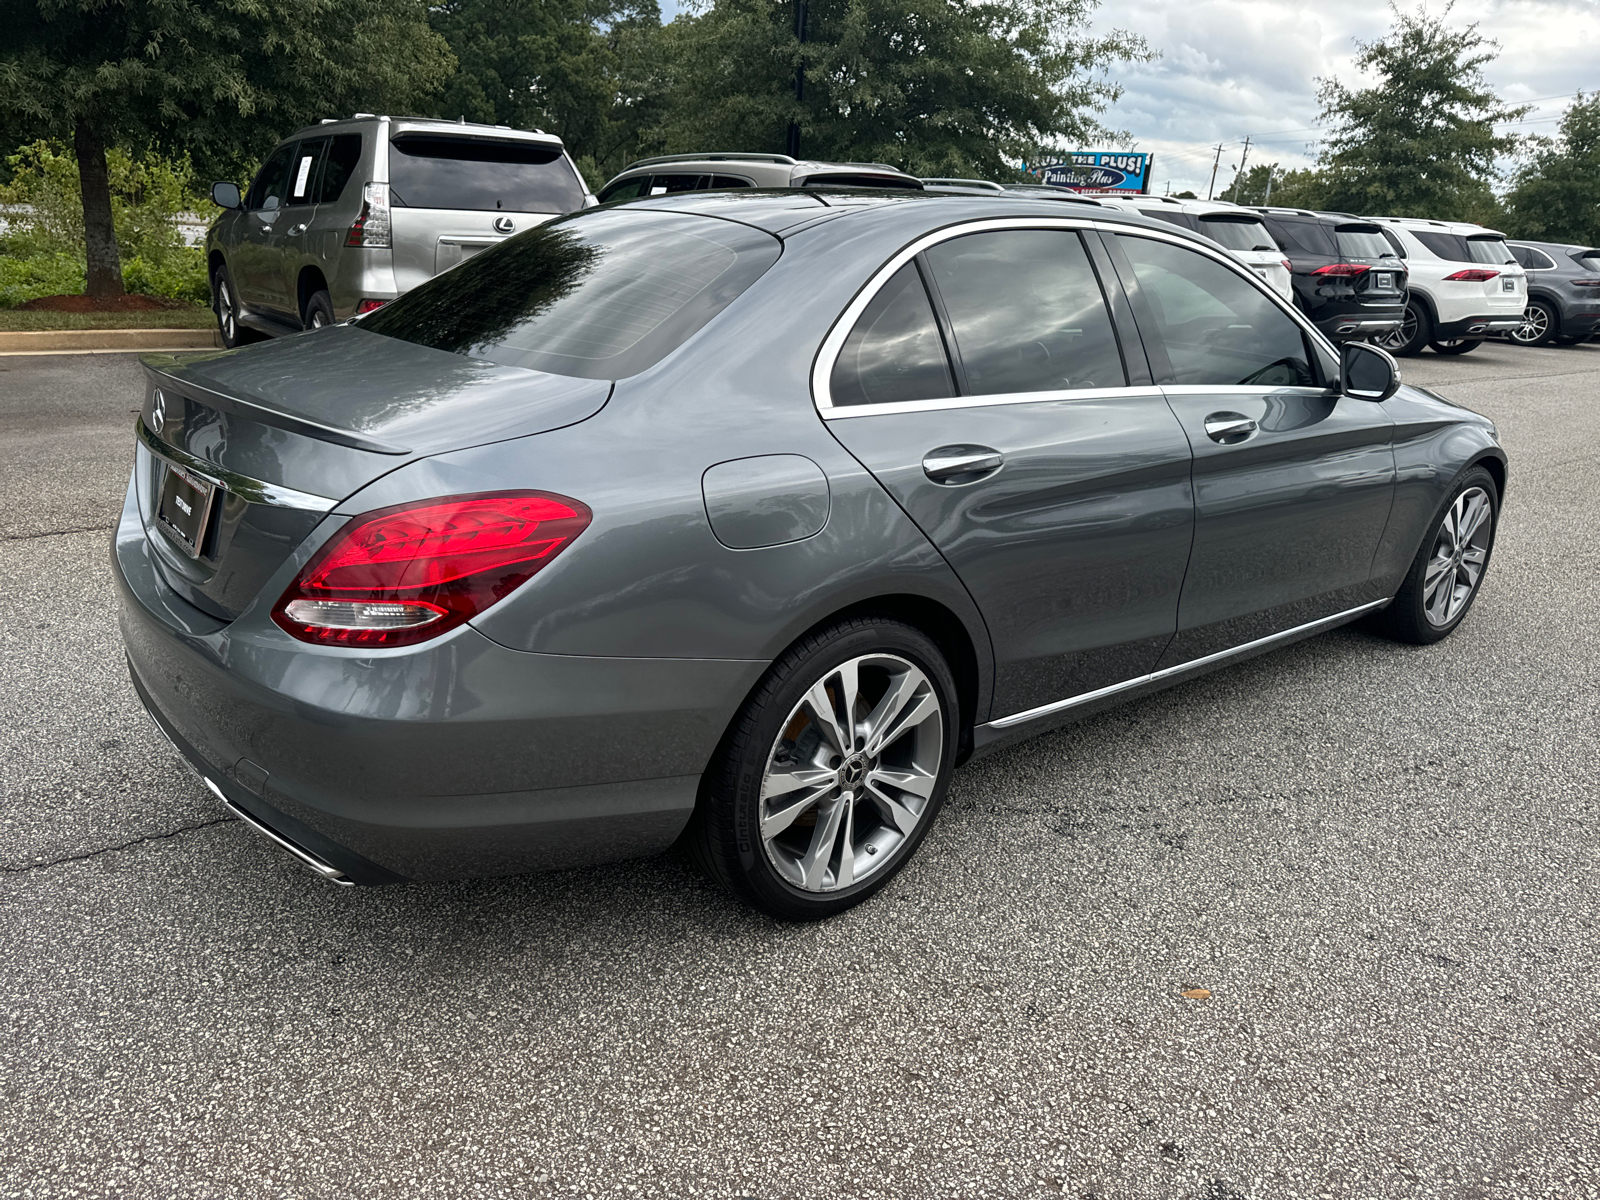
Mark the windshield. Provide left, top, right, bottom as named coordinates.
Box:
left=1336, top=226, right=1397, bottom=259
left=1467, top=236, right=1515, bottom=266
left=361, top=209, right=781, bottom=379
left=1199, top=216, right=1277, bottom=252
left=388, top=134, right=586, bottom=213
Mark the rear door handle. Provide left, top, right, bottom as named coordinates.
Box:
left=287, top=223, right=307, bottom=235
left=923, top=445, right=1004, bottom=484
left=1204, top=413, right=1258, bottom=444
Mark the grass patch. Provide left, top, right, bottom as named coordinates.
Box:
left=0, top=307, right=214, bottom=332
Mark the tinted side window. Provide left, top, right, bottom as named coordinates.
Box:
left=1262, top=217, right=1336, bottom=257
left=1117, top=234, right=1316, bottom=388
left=316, top=134, right=362, bottom=204
left=1523, top=248, right=1556, bottom=270
left=1145, top=210, right=1198, bottom=232
left=650, top=174, right=708, bottom=195
left=1414, top=231, right=1470, bottom=261
left=830, top=263, right=955, bottom=406
left=1379, top=228, right=1408, bottom=258
left=246, top=143, right=296, bottom=211
left=598, top=176, right=652, bottom=203
left=923, top=230, right=1125, bottom=395
left=709, top=175, right=753, bottom=189
left=286, top=139, right=325, bottom=207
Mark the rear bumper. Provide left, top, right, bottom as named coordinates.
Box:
left=1313, top=312, right=1403, bottom=339
left=1435, top=313, right=1523, bottom=340
left=112, top=482, right=764, bottom=884
left=1557, top=307, right=1600, bottom=338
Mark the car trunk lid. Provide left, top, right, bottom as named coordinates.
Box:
left=135, top=324, right=611, bottom=621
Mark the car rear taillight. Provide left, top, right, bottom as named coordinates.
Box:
left=1443, top=269, right=1499, bottom=282
left=344, top=182, right=392, bottom=248
left=272, top=491, right=591, bottom=648
left=1311, top=263, right=1371, bottom=277
left=1569, top=278, right=1600, bottom=288
left=1280, top=259, right=1292, bottom=272
left=355, top=299, right=388, bottom=314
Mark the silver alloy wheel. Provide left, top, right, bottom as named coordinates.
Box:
left=217, top=277, right=237, bottom=342
left=1510, top=303, right=1549, bottom=345
left=310, top=307, right=328, bottom=329
left=759, top=652, right=943, bottom=893
left=1423, top=486, right=1493, bottom=627
left=1434, top=338, right=1467, bottom=349
left=1373, top=306, right=1416, bottom=351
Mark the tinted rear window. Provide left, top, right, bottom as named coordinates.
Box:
left=1467, top=236, right=1515, bottom=266
left=317, top=134, right=362, bottom=204
left=1261, top=216, right=1336, bottom=257
left=388, top=134, right=586, bottom=213
left=1198, top=216, right=1276, bottom=252
left=361, top=209, right=780, bottom=379
left=799, top=172, right=921, bottom=190
left=1143, top=210, right=1198, bottom=232
left=1335, top=226, right=1397, bottom=259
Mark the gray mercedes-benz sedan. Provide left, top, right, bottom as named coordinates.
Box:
left=115, top=191, right=1507, bottom=919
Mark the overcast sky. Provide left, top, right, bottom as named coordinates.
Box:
left=1083, top=0, right=1600, bottom=196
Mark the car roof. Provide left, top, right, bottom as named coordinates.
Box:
left=602, top=188, right=1202, bottom=239
left=287, top=114, right=565, bottom=147
left=1364, top=215, right=1505, bottom=237
left=1510, top=239, right=1595, bottom=253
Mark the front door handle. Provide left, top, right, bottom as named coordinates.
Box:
left=1204, top=412, right=1258, bottom=444
left=287, top=223, right=307, bottom=236
left=923, top=445, right=1004, bottom=484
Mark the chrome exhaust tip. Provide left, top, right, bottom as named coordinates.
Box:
left=205, top=778, right=354, bottom=886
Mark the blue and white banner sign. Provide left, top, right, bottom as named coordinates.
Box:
left=1038, top=152, right=1153, bottom=194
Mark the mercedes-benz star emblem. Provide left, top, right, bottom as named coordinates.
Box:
left=493, top=216, right=515, bottom=234
left=150, top=389, right=167, bottom=435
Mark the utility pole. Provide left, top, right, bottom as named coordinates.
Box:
left=1205, top=143, right=1223, bottom=201
left=1261, top=163, right=1276, bottom=206
left=786, top=0, right=808, bottom=159
left=1225, top=135, right=1251, bottom=203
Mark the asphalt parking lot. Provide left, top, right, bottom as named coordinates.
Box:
left=1, top=341, right=1597, bottom=1200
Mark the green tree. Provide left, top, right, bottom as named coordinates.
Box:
left=429, top=0, right=668, bottom=180
left=1506, top=93, right=1600, bottom=244
left=1312, top=5, right=1526, bottom=220
left=653, top=0, right=1151, bottom=180
left=0, top=1, right=453, bottom=297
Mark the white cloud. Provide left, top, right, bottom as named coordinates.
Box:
left=1086, top=0, right=1600, bottom=195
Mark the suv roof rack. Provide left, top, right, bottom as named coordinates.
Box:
left=620, top=152, right=799, bottom=172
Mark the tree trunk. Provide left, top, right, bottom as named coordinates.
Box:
left=74, top=119, right=124, bottom=298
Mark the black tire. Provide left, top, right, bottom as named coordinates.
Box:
left=1430, top=337, right=1482, bottom=355
left=686, top=616, right=959, bottom=921
left=1508, top=299, right=1557, bottom=347
left=1375, top=300, right=1431, bottom=357
left=212, top=262, right=262, bottom=348
left=302, top=289, right=335, bottom=331
left=1366, top=465, right=1499, bottom=645
left=1554, top=334, right=1588, bottom=347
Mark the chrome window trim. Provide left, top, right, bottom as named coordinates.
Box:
left=136, top=417, right=339, bottom=513
left=982, top=598, right=1390, bottom=732
left=811, top=216, right=1342, bottom=419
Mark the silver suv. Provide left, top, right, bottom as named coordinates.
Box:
left=595, top=153, right=922, bottom=202
left=205, top=115, right=594, bottom=346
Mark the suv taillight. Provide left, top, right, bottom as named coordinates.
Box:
left=1311, top=263, right=1371, bottom=277
left=1443, top=269, right=1499, bottom=282
left=1569, top=279, right=1600, bottom=288
left=344, top=182, right=392, bottom=248
left=272, top=492, right=592, bottom=648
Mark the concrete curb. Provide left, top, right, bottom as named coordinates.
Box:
left=0, top=328, right=222, bottom=354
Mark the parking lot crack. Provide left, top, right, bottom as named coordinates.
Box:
left=1, top=816, right=237, bottom=875
left=0, top=523, right=117, bottom=542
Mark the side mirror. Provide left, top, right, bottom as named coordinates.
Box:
left=1341, top=341, right=1400, bottom=402
left=211, top=181, right=242, bottom=210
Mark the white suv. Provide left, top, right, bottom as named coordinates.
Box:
left=1092, top=195, right=1293, bottom=300
left=1365, top=218, right=1527, bottom=355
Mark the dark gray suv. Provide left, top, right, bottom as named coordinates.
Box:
left=1506, top=240, right=1600, bottom=346
left=118, top=192, right=1506, bottom=919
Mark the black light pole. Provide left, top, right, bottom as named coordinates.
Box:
left=786, top=0, right=808, bottom=158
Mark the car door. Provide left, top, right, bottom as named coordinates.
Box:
left=233, top=141, right=297, bottom=313
left=819, top=223, right=1196, bottom=721
left=1105, top=230, right=1396, bottom=667
left=270, top=138, right=327, bottom=323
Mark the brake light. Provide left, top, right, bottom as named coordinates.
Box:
left=1281, top=259, right=1292, bottom=272
left=344, top=182, right=392, bottom=248
left=272, top=491, right=591, bottom=648
left=1569, top=278, right=1600, bottom=288
left=1443, top=269, right=1499, bottom=282
left=355, top=299, right=388, bottom=314
left=1311, top=263, right=1371, bottom=277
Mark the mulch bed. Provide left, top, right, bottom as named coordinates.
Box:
left=17, top=293, right=194, bottom=312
